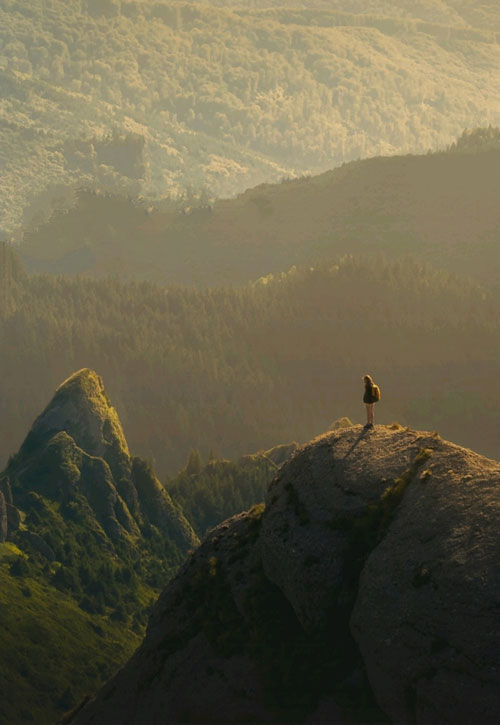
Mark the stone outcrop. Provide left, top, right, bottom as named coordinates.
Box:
left=0, top=491, right=7, bottom=542
left=19, top=369, right=131, bottom=484
left=350, top=433, right=500, bottom=724
left=260, top=424, right=430, bottom=632
left=0, top=476, right=13, bottom=505
left=75, top=509, right=274, bottom=725
left=73, top=425, right=500, bottom=724
left=4, top=368, right=198, bottom=557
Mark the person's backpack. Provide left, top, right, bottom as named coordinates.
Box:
left=371, top=383, right=381, bottom=402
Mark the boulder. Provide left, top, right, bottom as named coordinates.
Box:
left=259, top=425, right=426, bottom=631
left=351, top=433, right=500, bottom=724
left=74, top=510, right=273, bottom=724
left=73, top=425, right=500, bottom=724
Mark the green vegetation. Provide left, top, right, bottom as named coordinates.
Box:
left=166, top=452, right=278, bottom=537
left=0, top=367, right=198, bottom=724
left=0, top=403, right=280, bottom=724
left=2, top=243, right=500, bottom=476
left=0, top=557, right=141, bottom=725
left=1, top=1, right=499, bottom=235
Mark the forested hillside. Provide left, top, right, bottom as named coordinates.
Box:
left=19, top=132, right=500, bottom=286
left=2, top=0, right=499, bottom=236
left=166, top=443, right=296, bottom=537
left=0, top=368, right=198, bottom=724
left=199, top=0, right=498, bottom=27
left=1, top=243, right=499, bottom=477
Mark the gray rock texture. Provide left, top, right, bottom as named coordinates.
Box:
left=350, top=430, right=500, bottom=725
left=260, top=424, right=429, bottom=631
left=75, top=509, right=274, bottom=725
left=74, top=425, right=500, bottom=724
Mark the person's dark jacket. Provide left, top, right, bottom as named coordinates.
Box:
left=363, top=383, right=377, bottom=404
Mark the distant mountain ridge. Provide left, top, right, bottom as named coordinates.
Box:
left=74, top=425, right=500, bottom=724
left=2, top=0, right=499, bottom=235
left=20, top=132, right=500, bottom=286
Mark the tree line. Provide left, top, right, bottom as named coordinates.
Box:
left=1, top=243, right=499, bottom=476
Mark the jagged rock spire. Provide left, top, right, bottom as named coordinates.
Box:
left=20, top=368, right=131, bottom=482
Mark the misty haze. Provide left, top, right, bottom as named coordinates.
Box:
left=1, top=1, right=500, bottom=723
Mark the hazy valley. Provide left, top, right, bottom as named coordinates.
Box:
left=19, top=129, right=500, bottom=286
left=2, top=0, right=499, bottom=236
left=1, top=1, right=500, bottom=722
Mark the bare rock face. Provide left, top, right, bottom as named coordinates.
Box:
left=350, top=433, right=500, bottom=724
left=5, top=368, right=198, bottom=554
left=259, top=425, right=426, bottom=631
left=75, top=509, right=274, bottom=725
left=0, top=476, right=13, bottom=504
left=73, top=426, right=500, bottom=724
left=0, top=491, right=7, bottom=542
left=20, top=368, right=131, bottom=483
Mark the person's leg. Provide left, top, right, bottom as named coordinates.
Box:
left=369, top=403, right=374, bottom=425
left=365, top=404, right=371, bottom=426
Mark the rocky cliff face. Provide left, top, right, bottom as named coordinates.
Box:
left=19, top=368, right=132, bottom=485
left=0, top=491, right=7, bottom=543
left=74, top=425, right=500, bottom=725
left=4, top=368, right=198, bottom=558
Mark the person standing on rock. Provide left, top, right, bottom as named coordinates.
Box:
left=363, top=374, right=380, bottom=428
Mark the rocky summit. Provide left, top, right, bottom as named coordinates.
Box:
left=19, top=367, right=132, bottom=486
left=73, top=424, right=500, bottom=724
left=3, top=368, right=198, bottom=561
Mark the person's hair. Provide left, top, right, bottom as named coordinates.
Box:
left=363, top=374, right=373, bottom=385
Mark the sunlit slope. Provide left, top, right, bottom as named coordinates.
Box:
left=0, top=556, right=140, bottom=725
left=21, top=134, right=500, bottom=286
left=2, top=0, right=499, bottom=234
left=0, top=367, right=197, bottom=724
